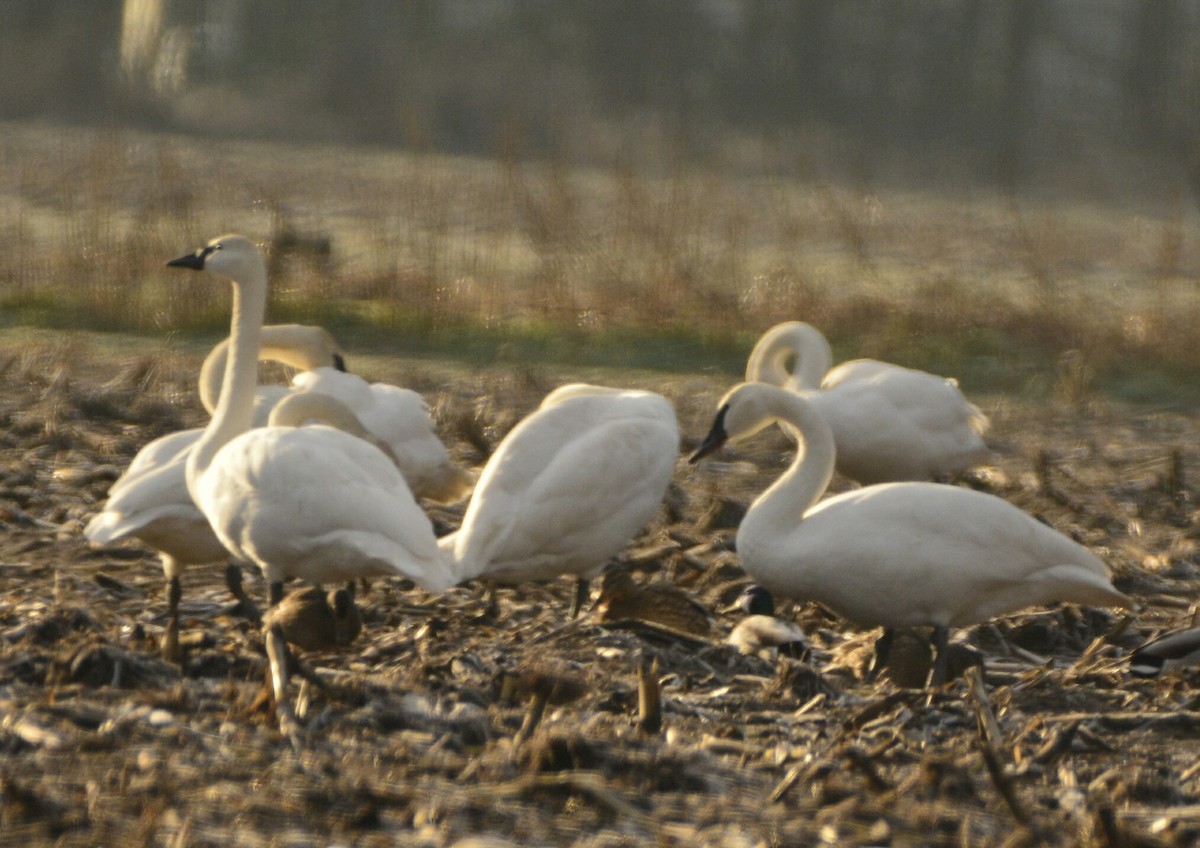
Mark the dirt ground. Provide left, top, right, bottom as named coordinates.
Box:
left=3, top=334, right=1200, bottom=847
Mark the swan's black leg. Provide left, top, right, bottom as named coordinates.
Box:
left=570, top=577, right=589, bottom=619
left=224, top=562, right=263, bottom=624
left=268, top=580, right=284, bottom=608
left=930, top=625, right=951, bottom=685
left=866, top=627, right=895, bottom=682
left=161, top=575, right=182, bottom=663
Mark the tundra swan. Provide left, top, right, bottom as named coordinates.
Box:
left=690, top=382, right=1132, bottom=683
left=168, top=234, right=455, bottom=607
left=288, top=368, right=473, bottom=503
left=725, top=585, right=809, bottom=659
left=438, top=383, right=679, bottom=613
left=84, top=324, right=351, bottom=660
left=198, top=323, right=346, bottom=427
left=745, top=321, right=989, bottom=483
left=203, top=331, right=472, bottom=504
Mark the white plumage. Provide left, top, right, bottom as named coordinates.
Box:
left=84, top=324, right=350, bottom=658
left=745, top=321, right=990, bottom=483
left=290, top=368, right=473, bottom=503
left=168, top=235, right=455, bottom=606
left=691, top=382, right=1132, bottom=681
left=440, top=383, right=680, bottom=590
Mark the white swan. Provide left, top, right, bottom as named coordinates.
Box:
left=198, top=323, right=346, bottom=427
left=745, top=321, right=990, bottom=484
left=287, top=369, right=474, bottom=504
left=84, top=324, right=351, bottom=659
left=690, top=382, right=1133, bottom=682
left=202, top=331, right=472, bottom=504
left=440, top=383, right=680, bottom=611
left=168, top=234, right=455, bottom=607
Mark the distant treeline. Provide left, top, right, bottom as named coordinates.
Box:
left=4, top=1, right=1199, bottom=183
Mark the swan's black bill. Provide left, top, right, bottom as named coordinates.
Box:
left=332, top=352, right=348, bottom=372
left=167, top=242, right=219, bottom=270
left=688, top=404, right=730, bottom=463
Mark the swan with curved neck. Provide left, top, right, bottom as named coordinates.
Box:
left=198, top=323, right=347, bottom=426
left=204, top=328, right=471, bottom=503
left=690, top=382, right=1132, bottom=682
left=84, top=323, right=352, bottom=661
left=168, top=234, right=454, bottom=606
left=745, top=321, right=989, bottom=484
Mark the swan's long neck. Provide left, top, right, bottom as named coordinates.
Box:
left=186, top=260, right=267, bottom=499
left=745, top=323, right=833, bottom=391
left=198, top=325, right=332, bottom=416
left=741, top=389, right=837, bottom=543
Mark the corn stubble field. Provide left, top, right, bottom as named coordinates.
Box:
left=3, top=121, right=1200, bottom=846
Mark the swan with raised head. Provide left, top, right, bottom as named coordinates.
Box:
left=84, top=324, right=351, bottom=660
left=440, top=382, right=679, bottom=612
left=690, top=382, right=1133, bottom=683
left=745, top=321, right=989, bottom=484
left=168, top=234, right=455, bottom=607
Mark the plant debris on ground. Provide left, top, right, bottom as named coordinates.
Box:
left=2, top=337, right=1200, bottom=847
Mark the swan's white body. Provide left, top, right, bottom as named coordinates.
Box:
left=289, top=369, right=473, bottom=503
left=692, top=383, right=1131, bottom=635
left=85, top=325, right=349, bottom=582
left=440, top=383, right=680, bottom=586
left=745, top=321, right=990, bottom=484
left=170, top=235, right=455, bottom=602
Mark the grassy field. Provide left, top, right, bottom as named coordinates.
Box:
left=1, top=119, right=1198, bottom=404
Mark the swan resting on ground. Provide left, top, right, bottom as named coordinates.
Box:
left=84, top=324, right=352, bottom=660
left=439, top=382, right=680, bottom=613
left=745, top=321, right=990, bottom=484
left=168, top=234, right=456, bottom=608
left=690, top=382, right=1133, bottom=683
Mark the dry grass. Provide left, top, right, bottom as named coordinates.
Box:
left=1, top=119, right=1198, bottom=400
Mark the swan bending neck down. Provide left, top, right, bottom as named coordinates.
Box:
left=437, top=383, right=679, bottom=613
left=744, top=321, right=990, bottom=484
left=690, top=382, right=1132, bottom=683
left=169, top=235, right=455, bottom=607
left=198, top=323, right=347, bottom=425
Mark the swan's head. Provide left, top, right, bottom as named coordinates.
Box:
left=688, top=382, right=778, bottom=463
left=167, top=234, right=265, bottom=282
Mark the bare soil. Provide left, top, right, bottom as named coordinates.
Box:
left=2, top=334, right=1200, bottom=847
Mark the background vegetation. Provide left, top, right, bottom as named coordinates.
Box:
left=2, top=2, right=1199, bottom=404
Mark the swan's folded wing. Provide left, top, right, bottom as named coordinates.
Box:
left=454, top=409, right=678, bottom=583
left=202, top=426, right=451, bottom=592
